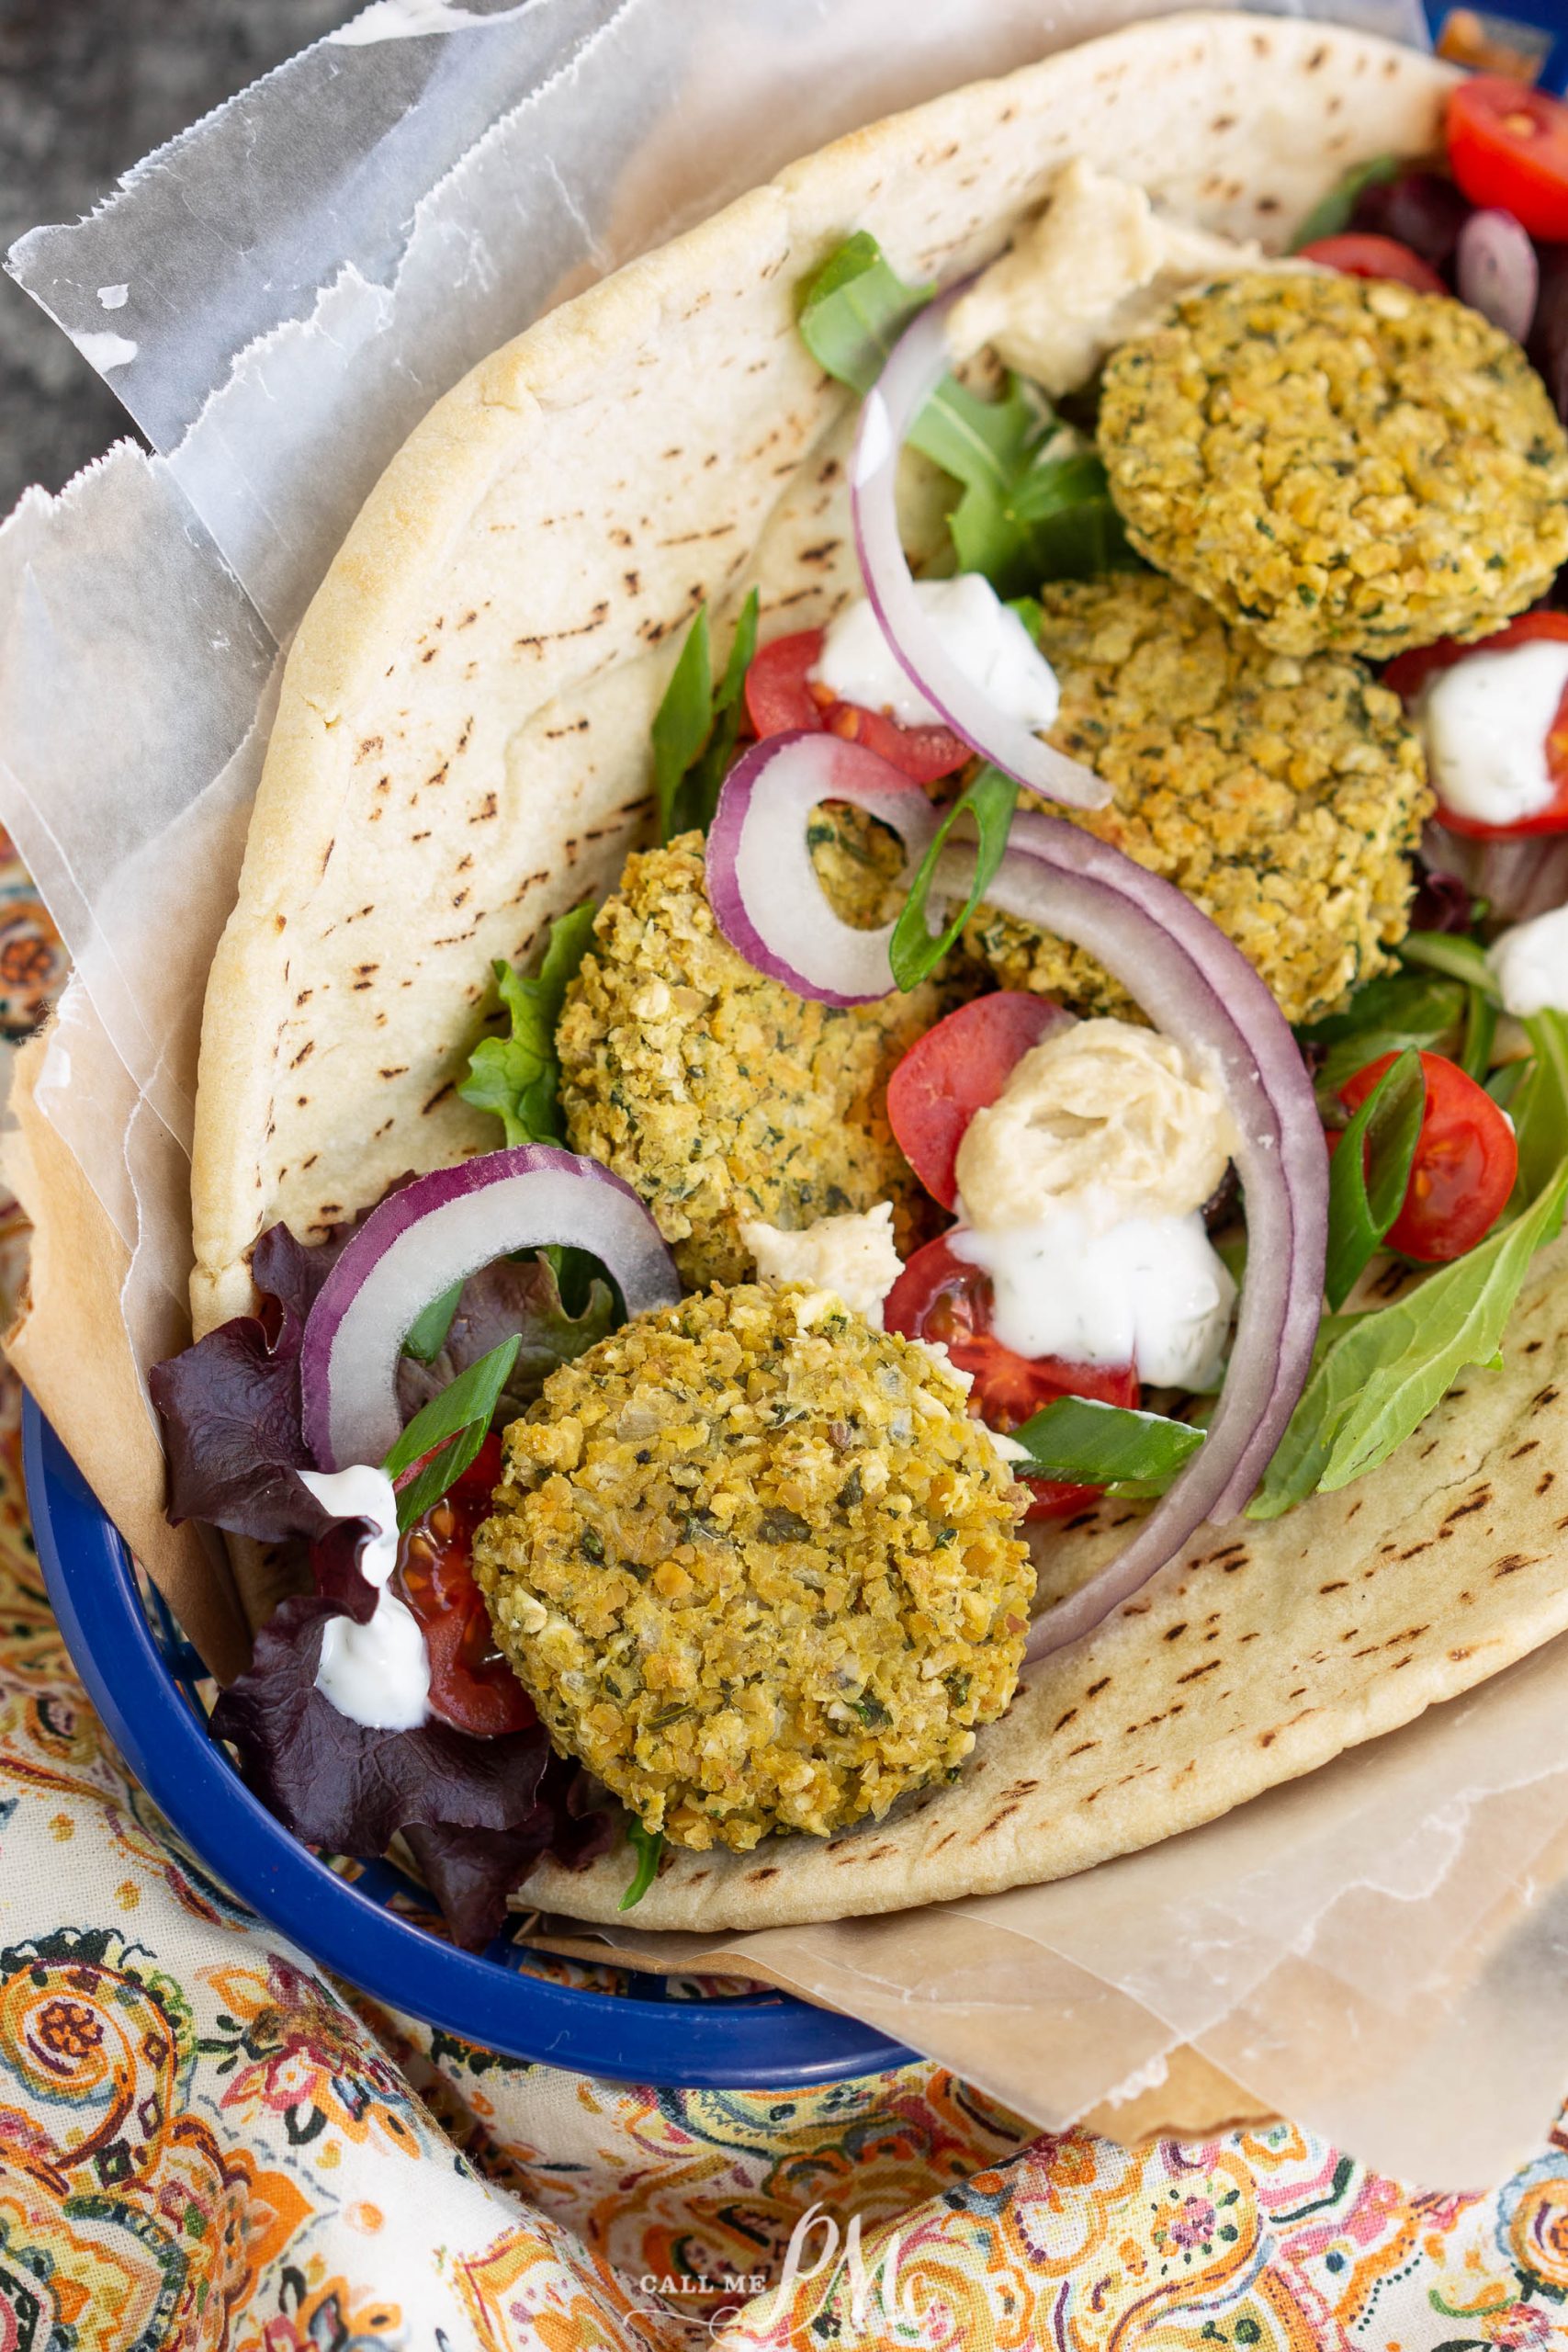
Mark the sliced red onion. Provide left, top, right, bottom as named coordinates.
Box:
left=707, top=729, right=941, bottom=1003
left=967, top=811, right=1326, bottom=1663
left=1456, top=209, right=1539, bottom=343
left=850, top=285, right=1109, bottom=812
left=299, top=1147, right=679, bottom=1472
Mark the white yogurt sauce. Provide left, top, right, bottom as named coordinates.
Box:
left=1487, top=901, right=1568, bottom=1018
left=299, top=1464, right=431, bottom=1732
left=1417, top=639, right=1568, bottom=827
left=811, top=575, right=1059, bottom=733
left=952, top=1206, right=1235, bottom=1390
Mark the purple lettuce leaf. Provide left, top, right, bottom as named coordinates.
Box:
left=395, top=1252, right=615, bottom=1428
left=211, top=1596, right=553, bottom=1852
left=211, top=1597, right=616, bottom=1947
left=404, top=1766, right=614, bottom=1949
left=149, top=1307, right=332, bottom=1544
left=149, top=1208, right=372, bottom=1543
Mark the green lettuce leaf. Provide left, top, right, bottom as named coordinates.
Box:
left=1287, top=153, right=1399, bottom=252
left=1249, top=1159, right=1568, bottom=1519
left=457, top=899, right=598, bottom=1148
left=797, top=232, right=1138, bottom=594
left=1297, top=971, right=1467, bottom=1102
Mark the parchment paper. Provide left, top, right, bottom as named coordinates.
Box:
left=15, top=0, right=1565, bottom=2184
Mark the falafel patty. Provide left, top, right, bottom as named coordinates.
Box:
left=1099, top=271, right=1568, bottom=659
left=558, top=830, right=957, bottom=1288
left=964, top=573, right=1430, bottom=1024
left=472, top=1283, right=1032, bottom=1850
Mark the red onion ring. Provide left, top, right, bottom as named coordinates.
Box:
left=706, top=731, right=1326, bottom=1661
left=1456, top=209, right=1539, bottom=344
left=707, top=729, right=941, bottom=1003
left=850, top=282, right=1109, bottom=812
left=971, top=812, right=1326, bottom=1662
left=299, top=1147, right=680, bottom=1471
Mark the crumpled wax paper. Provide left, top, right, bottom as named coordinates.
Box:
left=12, top=0, right=1554, bottom=2184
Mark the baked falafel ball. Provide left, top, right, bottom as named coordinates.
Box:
left=472, top=1283, right=1032, bottom=1851
left=964, top=573, right=1430, bottom=1024
left=1099, top=271, right=1568, bottom=659
left=558, top=829, right=960, bottom=1288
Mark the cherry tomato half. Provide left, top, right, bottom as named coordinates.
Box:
left=886, top=991, right=1073, bottom=1211
left=394, top=1432, right=536, bottom=1737
left=1448, top=77, right=1568, bottom=243
left=1338, top=1048, right=1517, bottom=1263
left=1296, top=232, right=1448, bottom=295
left=1382, top=611, right=1568, bottom=839
left=884, top=1233, right=1140, bottom=1520
left=743, top=628, right=970, bottom=785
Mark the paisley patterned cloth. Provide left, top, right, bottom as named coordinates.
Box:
left=7, top=842, right=1568, bottom=2348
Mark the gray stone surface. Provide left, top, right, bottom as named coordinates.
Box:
left=0, top=0, right=354, bottom=516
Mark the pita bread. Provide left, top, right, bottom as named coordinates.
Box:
left=187, top=13, right=1542, bottom=1931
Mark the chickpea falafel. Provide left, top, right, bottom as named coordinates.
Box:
left=472, top=1283, right=1032, bottom=1850
left=964, top=573, right=1430, bottom=1023
left=558, top=830, right=960, bottom=1288
left=1099, top=270, right=1568, bottom=659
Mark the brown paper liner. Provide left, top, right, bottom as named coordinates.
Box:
left=1, top=1029, right=252, bottom=1684
left=516, top=1920, right=1276, bottom=2143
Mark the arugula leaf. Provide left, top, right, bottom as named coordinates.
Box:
left=385, top=1336, right=521, bottom=1531
left=796, top=232, right=932, bottom=394
left=619, top=1817, right=664, bottom=1912
left=1324, top=1046, right=1425, bottom=1312
left=1397, top=930, right=1502, bottom=1004
left=1248, top=1160, right=1568, bottom=1518
left=1512, top=1010, right=1568, bottom=1208
left=1489, top=1057, right=1530, bottom=1115
left=889, top=763, right=1018, bottom=991
left=650, top=590, right=761, bottom=842
left=798, top=232, right=1138, bottom=594
left=1460, top=985, right=1498, bottom=1085
left=1008, top=1394, right=1206, bottom=1489
left=1297, top=971, right=1466, bottom=1102
left=1287, top=153, right=1400, bottom=252
left=458, top=899, right=598, bottom=1148
left=403, top=1280, right=464, bottom=1364
left=651, top=606, right=715, bottom=838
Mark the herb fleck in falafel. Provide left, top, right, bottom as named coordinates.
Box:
left=558, top=830, right=958, bottom=1288
left=472, top=1283, right=1032, bottom=1850
left=1099, top=270, right=1568, bottom=659
left=964, top=573, right=1430, bottom=1023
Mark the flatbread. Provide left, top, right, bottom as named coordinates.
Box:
left=189, top=14, right=1501, bottom=1929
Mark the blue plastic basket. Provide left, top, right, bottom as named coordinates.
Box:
left=22, top=1398, right=914, bottom=2087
